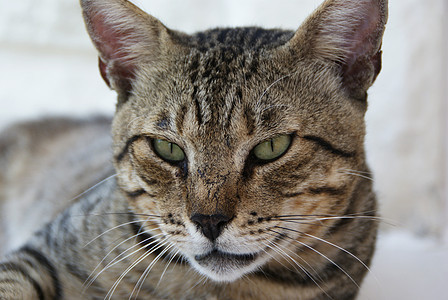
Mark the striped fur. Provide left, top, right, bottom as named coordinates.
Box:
left=0, top=0, right=387, bottom=299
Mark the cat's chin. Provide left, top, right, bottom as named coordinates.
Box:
left=187, top=249, right=263, bottom=282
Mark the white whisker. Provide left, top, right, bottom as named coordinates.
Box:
left=264, top=233, right=331, bottom=299
left=300, top=231, right=378, bottom=283
left=156, top=248, right=181, bottom=288
left=105, top=237, right=169, bottom=300
left=84, top=219, right=156, bottom=247
left=126, top=116, right=146, bottom=131
left=131, top=242, right=175, bottom=299
left=70, top=174, right=117, bottom=203
left=257, top=74, right=292, bottom=104
left=338, top=170, right=374, bottom=181
left=338, top=168, right=372, bottom=175
left=270, top=228, right=360, bottom=290
left=133, top=215, right=158, bottom=244
left=261, top=240, right=295, bottom=272
left=84, top=231, right=163, bottom=292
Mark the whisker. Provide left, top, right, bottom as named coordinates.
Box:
left=133, top=215, right=158, bottom=244
left=338, top=170, right=374, bottom=181
left=83, top=231, right=163, bottom=292
left=69, top=174, right=117, bottom=203
left=257, top=74, right=292, bottom=104
left=240, top=270, right=257, bottom=286
left=273, top=211, right=378, bottom=219
left=198, top=274, right=209, bottom=286
left=184, top=272, right=207, bottom=294
left=131, top=242, right=175, bottom=299
left=277, top=216, right=397, bottom=227
left=84, top=219, right=157, bottom=247
left=101, top=232, right=164, bottom=269
left=126, top=115, right=146, bottom=131
left=264, top=232, right=331, bottom=299
left=271, top=211, right=396, bottom=226
left=156, top=248, right=181, bottom=289
left=105, top=237, right=169, bottom=300
left=277, top=226, right=372, bottom=274
left=338, top=168, right=372, bottom=175
left=266, top=234, right=323, bottom=279
left=275, top=215, right=384, bottom=222
left=274, top=219, right=334, bottom=228
left=261, top=240, right=294, bottom=272
left=312, top=216, right=395, bottom=226
left=298, top=230, right=381, bottom=287
left=269, top=228, right=360, bottom=290
left=106, top=250, right=153, bottom=300
left=80, top=212, right=162, bottom=218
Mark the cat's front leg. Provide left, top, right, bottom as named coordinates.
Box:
left=0, top=246, right=62, bottom=300
left=0, top=268, right=43, bottom=299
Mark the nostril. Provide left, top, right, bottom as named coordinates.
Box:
left=190, top=213, right=232, bottom=242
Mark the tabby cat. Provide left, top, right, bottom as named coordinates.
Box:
left=0, top=0, right=387, bottom=299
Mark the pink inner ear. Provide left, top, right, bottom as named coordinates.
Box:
left=90, top=10, right=137, bottom=89
left=345, top=3, right=382, bottom=67
left=90, top=10, right=136, bottom=66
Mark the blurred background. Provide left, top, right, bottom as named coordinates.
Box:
left=0, top=0, right=446, bottom=299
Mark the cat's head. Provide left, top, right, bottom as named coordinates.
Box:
left=81, top=0, right=387, bottom=282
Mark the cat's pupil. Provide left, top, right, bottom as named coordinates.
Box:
left=153, top=139, right=185, bottom=162
left=253, top=134, right=291, bottom=162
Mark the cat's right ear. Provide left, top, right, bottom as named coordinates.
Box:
left=288, top=0, right=388, bottom=100
left=80, top=0, right=180, bottom=104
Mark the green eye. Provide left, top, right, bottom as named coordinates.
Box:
left=153, top=139, right=185, bottom=162
left=253, top=134, right=291, bottom=161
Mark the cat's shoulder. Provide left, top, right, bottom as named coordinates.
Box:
left=0, top=116, right=115, bottom=255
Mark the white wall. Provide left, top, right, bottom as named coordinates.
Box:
left=367, top=0, right=446, bottom=237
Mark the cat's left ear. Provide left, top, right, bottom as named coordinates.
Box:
left=289, top=0, right=388, bottom=100
left=80, top=0, right=182, bottom=104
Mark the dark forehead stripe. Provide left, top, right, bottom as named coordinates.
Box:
left=189, top=27, right=293, bottom=52
left=244, top=104, right=256, bottom=136
left=180, top=27, right=293, bottom=129
left=156, top=112, right=171, bottom=130
left=175, top=104, right=188, bottom=135
left=224, top=90, right=238, bottom=129
left=194, top=97, right=203, bottom=126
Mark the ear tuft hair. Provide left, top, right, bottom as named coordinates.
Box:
left=289, top=0, right=388, bottom=99
left=80, top=0, right=175, bottom=103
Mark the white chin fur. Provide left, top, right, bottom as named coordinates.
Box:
left=187, top=256, right=255, bottom=282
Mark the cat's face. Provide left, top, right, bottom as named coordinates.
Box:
left=81, top=0, right=386, bottom=282
left=112, top=48, right=366, bottom=281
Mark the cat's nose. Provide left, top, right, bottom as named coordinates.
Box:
left=190, top=213, right=232, bottom=242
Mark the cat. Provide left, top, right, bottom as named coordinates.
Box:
left=0, top=0, right=387, bottom=299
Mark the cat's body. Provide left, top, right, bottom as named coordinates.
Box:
left=0, top=118, right=114, bottom=257
left=0, top=0, right=387, bottom=299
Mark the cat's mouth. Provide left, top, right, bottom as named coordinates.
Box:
left=190, top=247, right=266, bottom=282
left=194, top=249, right=258, bottom=267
